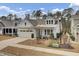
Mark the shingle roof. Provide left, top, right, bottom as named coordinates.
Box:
left=28, top=19, right=45, bottom=26
left=0, top=20, right=19, bottom=27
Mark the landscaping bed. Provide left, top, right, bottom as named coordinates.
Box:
left=18, top=39, right=79, bottom=53
left=1, top=46, right=59, bottom=56
left=0, top=35, right=15, bottom=41
left=18, top=39, right=58, bottom=48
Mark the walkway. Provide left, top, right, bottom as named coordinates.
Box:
left=10, top=44, right=79, bottom=56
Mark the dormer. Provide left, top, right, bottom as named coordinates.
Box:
left=45, top=17, right=59, bottom=25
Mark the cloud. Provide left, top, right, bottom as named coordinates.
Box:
left=69, top=3, right=79, bottom=7
left=68, top=3, right=79, bottom=8
left=0, top=6, right=10, bottom=11
left=51, top=8, right=64, bottom=13
left=0, top=6, right=30, bottom=19
left=40, top=8, right=45, bottom=10
left=68, top=3, right=79, bottom=12
left=19, top=8, right=22, bottom=10
left=26, top=9, right=31, bottom=11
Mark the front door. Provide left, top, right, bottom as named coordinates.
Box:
left=31, top=33, right=34, bottom=38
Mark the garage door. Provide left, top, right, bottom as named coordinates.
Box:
left=18, top=32, right=35, bottom=39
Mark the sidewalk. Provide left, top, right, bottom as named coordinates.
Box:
left=10, top=44, right=79, bottom=56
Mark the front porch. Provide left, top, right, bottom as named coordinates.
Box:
left=2, top=27, right=17, bottom=36
left=36, top=27, right=57, bottom=39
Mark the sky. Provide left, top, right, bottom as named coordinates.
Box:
left=0, top=3, right=78, bottom=18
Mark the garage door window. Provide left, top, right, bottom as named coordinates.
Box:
left=20, top=30, right=33, bottom=32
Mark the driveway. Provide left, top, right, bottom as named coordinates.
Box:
left=0, top=37, right=28, bottom=50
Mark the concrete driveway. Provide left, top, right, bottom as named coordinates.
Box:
left=0, top=37, right=28, bottom=50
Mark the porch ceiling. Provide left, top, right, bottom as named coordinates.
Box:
left=36, top=25, right=56, bottom=28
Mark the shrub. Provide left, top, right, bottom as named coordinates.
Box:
left=70, top=35, right=75, bottom=41
left=51, top=33, right=54, bottom=38
left=56, top=32, right=62, bottom=38
left=48, top=40, right=59, bottom=48
left=68, top=32, right=75, bottom=41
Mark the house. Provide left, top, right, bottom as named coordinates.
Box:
left=0, top=19, right=20, bottom=36
left=0, top=14, right=62, bottom=39
left=17, top=15, right=62, bottom=39
left=71, top=15, right=79, bottom=42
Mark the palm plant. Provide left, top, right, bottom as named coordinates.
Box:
left=7, top=14, right=13, bottom=20
left=62, top=8, right=74, bottom=33
left=42, top=14, right=47, bottom=19
left=1, top=16, right=6, bottom=20
left=34, top=10, right=42, bottom=19
left=75, top=10, right=79, bottom=15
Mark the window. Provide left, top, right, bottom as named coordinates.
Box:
left=20, top=30, right=22, bottom=32
left=77, top=25, right=79, bottom=27
left=15, top=23, right=17, bottom=26
left=51, top=20, right=53, bottom=24
left=47, top=20, right=48, bottom=24
left=55, top=20, right=58, bottom=24
left=45, top=29, right=46, bottom=35
left=25, top=22, right=26, bottom=26
left=13, top=29, right=17, bottom=33
left=6, top=28, right=8, bottom=33
left=49, top=20, right=50, bottom=24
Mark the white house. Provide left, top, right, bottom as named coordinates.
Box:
left=71, top=15, right=79, bottom=42
left=17, top=16, right=62, bottom=39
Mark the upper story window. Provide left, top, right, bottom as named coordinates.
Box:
left=55, top=20, right=58, bottom=24
left=49, top=20, right=50, bottom=24
left=25, top=22, right=26, bottom=26
left=15, top=23, right=17, bottom=26
left=51, top=20, right=53, bottom=24
left=46, top=20, right=53, bottom=24
left=47, top=20, right=48, bottom=24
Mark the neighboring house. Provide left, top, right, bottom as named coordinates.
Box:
left=0, top=20, right=20, bottom=36
left=71, top=15, right=79, bottom=42
left=0, top=15, right=62, bottom=39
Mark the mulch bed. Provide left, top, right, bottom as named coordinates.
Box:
left=18, top=39, right=79, bottom=53
left=19, top=39, right=52, bottom=48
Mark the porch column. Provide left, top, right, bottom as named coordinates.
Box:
left=8, top=28, right=9, bottom=34
left=12, top=28, right=14, bottom=36
left=5, top=28, right=7, bottom=34
left=46, top=29, right=47, bottom=36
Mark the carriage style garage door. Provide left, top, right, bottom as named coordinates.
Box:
left=18, top=29, right=35, bottom=38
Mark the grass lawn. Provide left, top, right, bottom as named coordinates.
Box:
left=18, top=39, right=79, bottom=53
left=1, top=46, right=59, bottom=56
left=0, top=35, right=15, bottom=41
